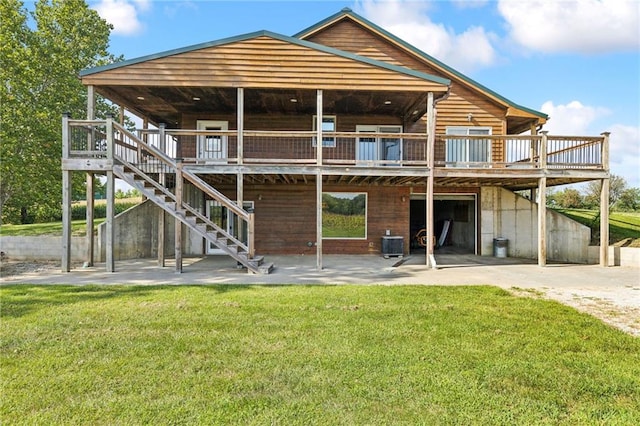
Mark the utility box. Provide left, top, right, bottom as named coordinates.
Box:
left=381, top=236, right=403, bottom=258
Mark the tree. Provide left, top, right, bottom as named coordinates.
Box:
left=583, top=174, right=627, bottom=209
left=547, top=187, right=584, bottom=209
left=0, top=0, right=115, bottom=224
left=615, top=187, right=640, bottom=212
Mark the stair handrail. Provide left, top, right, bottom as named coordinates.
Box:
left=111, top=122, right=250, bottom=222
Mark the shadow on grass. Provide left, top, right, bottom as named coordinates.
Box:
left=0, top=284, right=273, bottom=318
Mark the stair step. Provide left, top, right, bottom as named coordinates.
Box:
left=257, top=262, right=274, bottom=274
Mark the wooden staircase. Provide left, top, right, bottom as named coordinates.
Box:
left=110, top=126, right=272, bottom=274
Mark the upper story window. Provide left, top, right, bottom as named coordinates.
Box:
left=313, top=115, right=336, bottom=148
left=445, top=126, right=492, bottom=164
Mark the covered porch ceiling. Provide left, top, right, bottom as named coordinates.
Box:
left=95, top=86, right=432, bottom=128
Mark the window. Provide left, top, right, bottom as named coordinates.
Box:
left=312, top=115, right=336, bottom=147
left=356, top=125, right=402, bottom=164
left=322, top=192, right=367, bottom=239
left=445, top=127, right=491, bottom=164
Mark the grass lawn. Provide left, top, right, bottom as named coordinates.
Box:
left=2, top=285, right=639, bottom=425
left=554, top=209, right=640, bottom=247
left=0, top=219, right=105, bottom=237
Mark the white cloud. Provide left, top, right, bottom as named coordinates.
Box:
left=93, top=0, right=147, bottom=36
left=608, top=124, right=640, bottom=188
left=540, top=100, right=610, bottom=134
left=541, top=100, right=639, bottom=188
left=355, top=0, right=498, bottom=72
left=498, top=0, right=640, bottom=54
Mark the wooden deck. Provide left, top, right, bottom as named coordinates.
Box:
left=63, top=118, right=609, bottom=190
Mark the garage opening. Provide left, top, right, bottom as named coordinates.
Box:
left=409, top=194, right=477, bottom=254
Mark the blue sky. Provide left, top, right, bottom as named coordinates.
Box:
left=87, top=0, right=640, bottom=188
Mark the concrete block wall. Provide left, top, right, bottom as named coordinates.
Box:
left=96, top=200, right=204, bottom=261
left=0, top=236, right=89, bottom=261
left=480, top=187, right=591, bottom=263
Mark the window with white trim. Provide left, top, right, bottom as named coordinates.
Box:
left=356, top=125, right=402, bottom=164
left=312, top=115, right=336, bottom=147
left=445, top=127, right=491, bottom=164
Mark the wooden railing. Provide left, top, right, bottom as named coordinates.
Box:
left=63, top=117, right=607, bottom=171
left=63, top=116, right=255, bottom=257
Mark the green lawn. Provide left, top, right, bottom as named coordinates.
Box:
left=554, top=209, right=640, bottom=246
left=2, top=285, right=638, bottom=425
left=0, top=219, right=105, bottom=237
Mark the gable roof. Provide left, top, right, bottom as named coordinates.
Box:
left=294, top=8, right=548, bottom=122
left=80, top=29, right=450, bottom=91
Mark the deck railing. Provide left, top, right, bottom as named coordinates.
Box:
left=63, top=118, right=607, bottom=171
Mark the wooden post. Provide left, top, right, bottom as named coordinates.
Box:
left=61, top=114, right=72, bottom=272
left=105, top=114, right=115, bottom=272
left=425, top=92, right=436, bottom=268
left=600, top=132, right=611, bottom=267
left=539, top=131, right=548, bottom=169
left=85, top=87, right=96, bottom=268
left=237, top=173, right=244, bottom=247
left=316, top=89, right=323, bottom=270
left=237, top=87, right=244, bottom=165
left=600, top=178, right=610, bottom=267
left=316, top=89, right=323, bottom=166
left=158, top=210, right=165, bottom=267
left=174, top=160, right=183, bottom=273
left=248, top=212, right=255, bottom=259
left=105, top=171, right=115, bottom=272
left=85, top=173, right=94, bottom=267
left=530, top=125, right=538, bottom=201
left=537, top=176, right=547, bottom=267
left=316, top=171, right=323, bottom=271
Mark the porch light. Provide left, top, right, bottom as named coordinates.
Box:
left=384, top=100, right=391, bottom=105
left=137, top=96, right=145, bottom=100
left=193, top=97, right=201, bottom=101
left=290, top=98, right=297, bottom=103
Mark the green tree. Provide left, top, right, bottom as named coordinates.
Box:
left=547, top=187, right=584, bottom=209
left=583, top=174, right=627, bottom=209
left=0, top=0, right=115, bottom=224
left=614, top=187, right=640, bottom=212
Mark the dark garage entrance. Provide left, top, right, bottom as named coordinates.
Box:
left=410, top=194, right=477, bottom=254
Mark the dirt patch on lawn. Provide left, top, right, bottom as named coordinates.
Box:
left=0, top=260, right=61, bottom=278
left=510, top=287, right=640, bottom=337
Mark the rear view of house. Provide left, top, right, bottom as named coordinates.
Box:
left=61, top=8, right=610, bottom=273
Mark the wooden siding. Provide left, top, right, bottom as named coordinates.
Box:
left=199, top=182, right=410, bottom=255
left=305, top=19, right=508, bottom=141
left=82, top=36, right=447, bottom=93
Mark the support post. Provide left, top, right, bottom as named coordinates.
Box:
left=600, top=178, right=610, bottom=266
left=158, top=210, right=165, bottom=267
left=425, top=92, right=436, bottom=268
left=316, top=171, right=323, bottom=271
left=237, top=87, right=244, bottom=165
left=61, top=113, right=72, bottom=272
left=316, top=89, right=323, bottom=270
left=85, top=87, right=96, bottom=268
left=105, top=171, right=115, bottom=272
left=248, top=212, right=255, bottom=260
left=600, top=132, right=611, bottom=267
left=174, top=160, right=183, bottom=273
left=316, top=89, right=323, bottom=166
left=85, top=173, right=94, bottom=267
left=537, top=176, right=547, bottom=266
left=539, top=131, right=548, bottom=170
left=237, top=173, right=244, bottom=248
left=105, top=114, right=115, bottom=272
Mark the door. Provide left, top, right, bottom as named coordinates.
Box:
left=356, top=125, right=402, bottom=164
left=205, top=200, right=253, bottom=255
left=197, top=120, right=228, bottom=161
